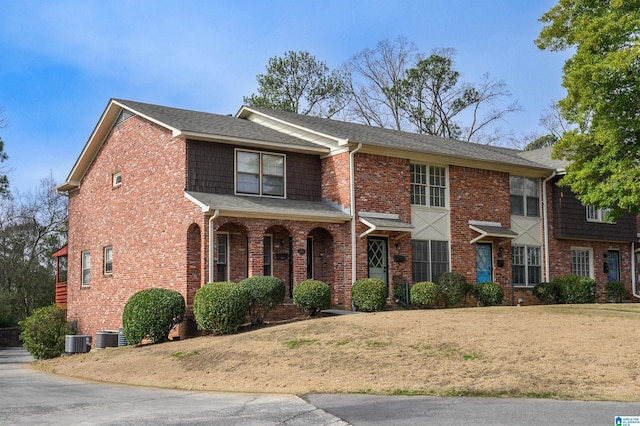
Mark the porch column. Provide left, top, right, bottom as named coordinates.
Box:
left=247, top=231, right=264, bottom=277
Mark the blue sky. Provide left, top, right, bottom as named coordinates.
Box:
left=0, top=0, right=568, bottom=194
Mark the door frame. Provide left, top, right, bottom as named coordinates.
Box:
left=476, top=242, right=493, bottom=284
left=367, top=236, right=389, bottom=287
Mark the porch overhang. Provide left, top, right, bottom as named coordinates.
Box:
left=185, top=191, right=351, bottom=223
left=469, top=220, right=518, bottom=245
left=359, top=212, right=413, bottom=239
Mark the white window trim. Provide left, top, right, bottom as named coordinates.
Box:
left=112, top=172, right=122, bottom=188
left=570, top=246, right=594, bottom=278
left=410, top=163, right=449, bottom=209
left=215, top=232, right=229, bottom=282
left=234, top=149, right=286, bottom=198
left=586, top=206, right=613, bottom=223
left=510, top=176, right=541, bottom=218
left=512, top=245, right=542, bottom=288
left=81, top=251, right=91, bottom=287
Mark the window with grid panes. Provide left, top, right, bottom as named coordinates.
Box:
left=411, top=240, right=449, bottom=283
left=571, top=248, right=592, bottom=277
left=512, top=246, right=541, bottom=287
left=411, top=164, right=446, bottom=207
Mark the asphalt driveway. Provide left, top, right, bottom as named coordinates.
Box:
left=2, top=347, right=639, bottom=425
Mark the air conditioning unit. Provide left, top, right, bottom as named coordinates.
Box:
left=65, top=335, right=92, bottom=354
left=95, top=331, right=118, bottom=349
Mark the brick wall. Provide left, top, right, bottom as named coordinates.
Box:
left=66, top=115, right=206, bottom=342
left=449, top=166, right=513, bottom=298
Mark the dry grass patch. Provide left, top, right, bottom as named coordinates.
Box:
left=35, top=305, right=640, bottom=401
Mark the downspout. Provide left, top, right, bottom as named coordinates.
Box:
left=350, top=143, right=363, bottom=293
left=632, top=242, right=639, bottom=299
left=207, top=210, right=220, bottom=283
left=542, top=171, right=557, bottom=282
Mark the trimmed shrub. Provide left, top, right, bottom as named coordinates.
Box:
left=292, top=280, right=331, bottom=316
left=19, top=305, right=75, bottom=359
left=352, top=278, right=388, bottom=312
left=475, top=282, right=504, bottom=307
left=239, top=276, right=286, bottom=325
left=605, top=281, right=626, bottom=303
left=532, top=282, right=560, bottom=304
left=193, top=282, right=249, bottom=334
left=435, top=272, right=472, bottom=307
left=410, top=281, right=439, bottom=308
left=122, top=288, right=185, bottom=345
left=553, top=275, right=596, bottom=304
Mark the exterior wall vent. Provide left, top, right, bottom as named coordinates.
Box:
left=114, top=109, right=135, bottom=127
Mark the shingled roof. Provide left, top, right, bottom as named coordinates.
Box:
left=241, top=106, right=554, bottom=171
left=114, top=99, right=323, bottom=149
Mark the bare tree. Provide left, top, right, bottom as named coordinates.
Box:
left=342, top=37, right=420, bottom=130
left=0, top=107, right=8, bottom=197
left=0, top=174, right=67, bottom=325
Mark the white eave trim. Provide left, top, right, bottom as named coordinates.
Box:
left=177, top=130, right=329, bottom=154
left=468, top=220, right=519, bottom=245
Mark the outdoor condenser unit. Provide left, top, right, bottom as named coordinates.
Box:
left=65, top=335, right=92, bottom=354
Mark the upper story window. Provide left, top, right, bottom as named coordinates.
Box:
left=510, top=176, right=539, bottom=217
left=586, top=206, right=612, bottom=223
left=112, top=172, right=122, bottom=188
left=410, top=164, right=446, bottom=207
left=236, top=150, right=285, bottom=197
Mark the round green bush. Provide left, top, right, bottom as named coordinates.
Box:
left=292, top=280, right=331, bottom=316
left=435, top=272, right=472, bottom=307
left=605, top=281, right=626, bottom=303
left=410, top=281, right=439, bottom=308
left=352, top=278, right=388, bottom=312
left=552, top=275, right=596, bottom=304
left=193, top=282, right=249, bottom=334
left=532, top=282, right=560, bottom=304
left=19, top=305, right=75, bottom=359
left=475, top=282, right=504, bottom=306
left=122, top=288, right=185, bottom=345
left=239, top=276, right=286, bottom=325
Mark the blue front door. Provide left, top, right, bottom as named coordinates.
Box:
left=476, top=243, right=493, bottom=284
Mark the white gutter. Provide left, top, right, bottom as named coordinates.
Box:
left=350, top=142, right=362, bottom=286
left=542, top=171, right=557, bottom=282
left=207, top=210, right=220, bottom=282
left=632, top=242, right=639, bottom=299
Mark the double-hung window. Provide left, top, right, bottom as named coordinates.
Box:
left=236, top=150, right=285, bottom=197
left=571, top=248, right=592, bottom=277
left=512, top=246, right=541, bottom=287
left=410, top=164, right=446, bottom=207
left=411, top=240, right=449, bottom=283
left=81, top=251, right=91, bottom=287
left=510, top=176, right=539, bottom=217
left=586, top=206, right=612, bottom=223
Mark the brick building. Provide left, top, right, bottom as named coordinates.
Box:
left=56, top=99, right=640, bottom=340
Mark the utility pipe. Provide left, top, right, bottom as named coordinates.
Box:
left=350, top=142, right=362, bottom=294
left=207, top=210, right=220, bottom=282
left=542, top=171, right=557, bottom=282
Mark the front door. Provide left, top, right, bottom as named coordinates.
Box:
left=368, top=237, right=388, bottom=286
left=476, top=243, right=493, bottom=284
left=608, top=250, right=620, bottom=282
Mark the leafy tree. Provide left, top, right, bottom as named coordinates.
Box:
left=536, top=0, right=640, bottom=216
left=0, top=174, right=67, bottom=325
left=524, top=134, right=559, bottom=151
left=244, top=50, right=349, bottom=118
left=343, top=37, right=420, bottom=130
left=392, top=49, right=522, bottom=143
